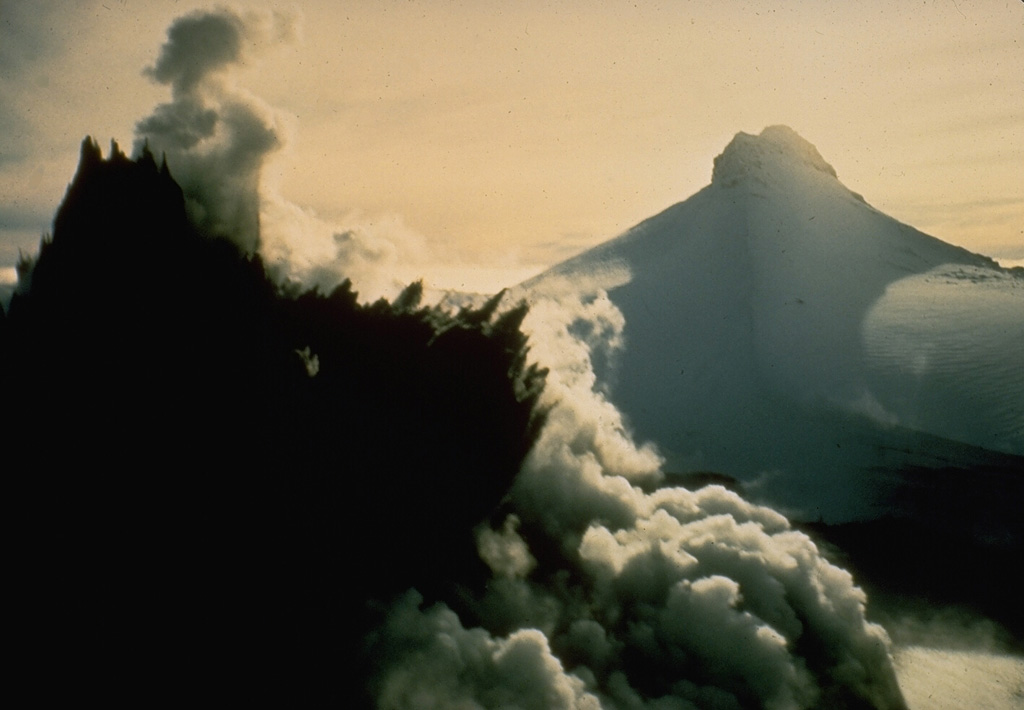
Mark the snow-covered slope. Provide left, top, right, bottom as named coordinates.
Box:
left=518, top=126, right=1023, bottom=521
left=894, top=647, right=1024, bottom=710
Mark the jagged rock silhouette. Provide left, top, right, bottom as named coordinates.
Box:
left=3, top=139, right=546, bottom=706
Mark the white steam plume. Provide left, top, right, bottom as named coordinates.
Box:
left=258, top=193, right=430, bottom=301
left=134, top=7, right=295, bottom=253
left=371, top=284, right=908, bottom=710
left=135, top=7, right=423, bottom=301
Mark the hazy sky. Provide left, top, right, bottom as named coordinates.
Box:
left=2, top=0, right=1022, bottom=288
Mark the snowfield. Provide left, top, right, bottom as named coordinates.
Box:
left=863, top=264, right=1024, bottom=454
left=893, top=647, right=1024, bottom=710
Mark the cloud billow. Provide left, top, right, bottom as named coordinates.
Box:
left=134, top=8, right=435, bottom=303
left=368, top=287, right=908, bottom=710
left=135, top=8, right=297, bottom=253
left=145, top=11, right=247, bottom=92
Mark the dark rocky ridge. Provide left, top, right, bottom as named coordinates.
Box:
left=3, top=138, right=546, bottom=706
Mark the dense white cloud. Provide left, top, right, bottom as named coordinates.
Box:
left=477, top=514, right=536, bottom=580
left=371, top=286, right=907, bottom=709
left=369, top=591, right=603, bottom=710
left=258, top=192, right=430, bottom=301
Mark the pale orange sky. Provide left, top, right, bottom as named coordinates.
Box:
left=2, top=0, right=1022, bottom=288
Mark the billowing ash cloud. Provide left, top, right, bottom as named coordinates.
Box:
left=368, top=285, right=907, bottom=710
left=135, top=8, right=428, bottom=301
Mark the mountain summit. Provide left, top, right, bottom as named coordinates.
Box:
left=520, top=126, right=1023, bottom=522
left=712, top=124, right=839, bottom=187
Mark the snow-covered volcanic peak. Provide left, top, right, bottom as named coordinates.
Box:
left=712, top=125, right=838, bottom=187
left=519, top=125, right=1023, bottom=521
